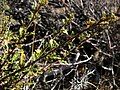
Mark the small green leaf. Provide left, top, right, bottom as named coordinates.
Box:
left=12, top=51, right=20, bottom=62
left=49, top=39, right=59, bottom=48
left=35, top=49, right=42, bottom=59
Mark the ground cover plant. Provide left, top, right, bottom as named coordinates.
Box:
left=0, top=0, right=120, bottom=89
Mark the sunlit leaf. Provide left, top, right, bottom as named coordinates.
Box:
left=61, top=27, right=68, bottom=35
left=39, top=0, right=48, bottom=6
left=35, top=49, right=43, bottom=59
left=20, top=49, right=26, bottom=66
left=49, top=38, right=54, bottom=47
left=19, top=27, right=24, bottom=37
